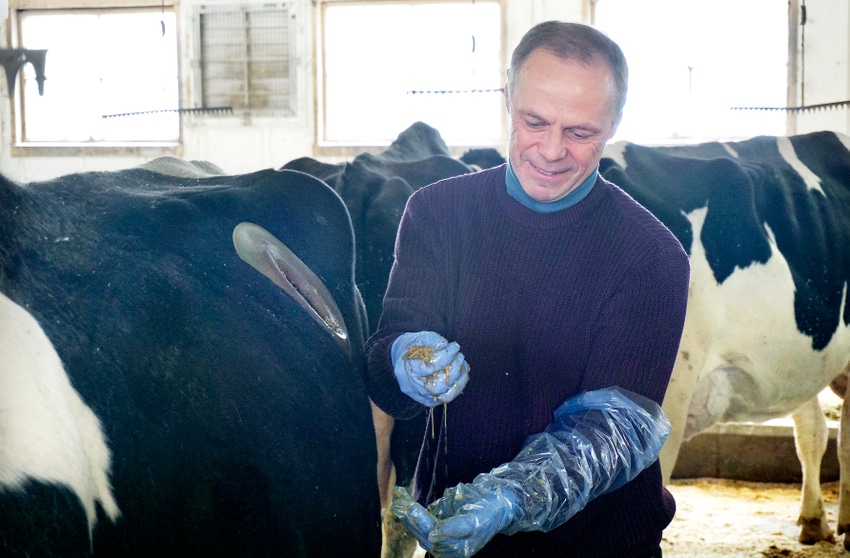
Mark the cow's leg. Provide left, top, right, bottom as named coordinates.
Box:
left=791, top=396, right=835, bottom=544
left=371, top=401, right=418, bottom=558
left=660, top=353, right=703, bottom=484
left=835, top=370, right=850, bottom=549
left=372, top=401, right=395, bottom=510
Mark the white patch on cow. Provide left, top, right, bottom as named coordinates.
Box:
left=602, top=141, right=628, bottom=170
left=667, top=206, right=850, bottom=440
left=837, top=132, right=850, bottom=157
left=777, top=136, right=824, bottom=194
left=0, top=291, right=120, bottom=539
left=721, top=143, right=739, bottom=158
left=137, top=155, right=227, bottom=178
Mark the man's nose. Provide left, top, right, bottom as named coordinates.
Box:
left=539, top=128, right=566, bottom=160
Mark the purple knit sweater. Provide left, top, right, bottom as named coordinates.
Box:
left=366, top=164, right=690, bottom=557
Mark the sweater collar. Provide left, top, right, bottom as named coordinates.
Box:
left=506, top=162, right=598, bottom=213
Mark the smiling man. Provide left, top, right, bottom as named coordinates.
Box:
left=506, top=46, right=622, bottom=204
left=367, top=21, right=690, bottom=557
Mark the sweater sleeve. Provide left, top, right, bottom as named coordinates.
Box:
left=365, top=187, right=456, bottom=419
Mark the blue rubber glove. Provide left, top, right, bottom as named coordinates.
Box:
left=392, top=479, right=520, bottom=557
left=391, top=331, right=470, bottom=407
left=392, top=387, right=671, bottom=556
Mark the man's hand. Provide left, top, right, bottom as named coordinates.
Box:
left=391, top=331, right=469, bottom=407
left=391, top=478, right=519, bottom=558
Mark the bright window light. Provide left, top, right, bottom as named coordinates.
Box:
left=18, top=8, right=179, bottom=144
left=594, top=0, right=788, bottom=142
left=321, top=1, right=503, bottom=146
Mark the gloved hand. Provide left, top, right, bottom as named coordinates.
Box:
left=391, top=479, right=520, bottom=558
left=392, top=387, right=671, bottom=555
left=391, top=331, right=469, bottom=407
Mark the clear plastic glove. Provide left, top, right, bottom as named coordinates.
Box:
left=392, top=387, right=670, bottom=556
left=391, top=331, right=470, bottom=407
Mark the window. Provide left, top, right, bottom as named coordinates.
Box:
left=594, top=0, right=788, bottom=142
left=318, top=0, right=504, bottom=147
left=195, top=3, right=298, bottom=115
left=16, top=6, right=179, bottom=145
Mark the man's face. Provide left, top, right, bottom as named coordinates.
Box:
left=506, top=49, right=620, bottom=203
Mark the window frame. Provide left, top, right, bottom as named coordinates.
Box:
left=9, top=0, right=182, bottom=156
left=313, top=0, right=508, bottom=158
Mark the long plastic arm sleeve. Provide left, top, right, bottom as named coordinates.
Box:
left=489, top=387, right=671, bottom=535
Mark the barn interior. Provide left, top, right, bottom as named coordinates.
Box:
left=2, top=0, right=850, bottom=542
left=1, top=0, right=848, bottom=183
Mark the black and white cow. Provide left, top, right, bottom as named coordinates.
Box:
left=598, top=130, right=850, bottom=548
left=0, top=164, right=383, bottom=556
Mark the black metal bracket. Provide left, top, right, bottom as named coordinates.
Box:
left=0, top=49, right=47, bottom=98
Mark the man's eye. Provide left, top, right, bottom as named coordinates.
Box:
left=526, top=121, right=544, bottom=129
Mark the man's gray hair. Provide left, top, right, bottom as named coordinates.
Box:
left=507, top=21, right=629, bottom=118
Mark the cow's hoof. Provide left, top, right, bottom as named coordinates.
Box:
left=797, top=516, right=835, bottom=545
left=837, top=522, right=850, bottom=550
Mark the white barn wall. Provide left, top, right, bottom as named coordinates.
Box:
left=1, top=0, right=848, bottom=182
left=504, top=0, right=586, bottom=54
left=793, top=0, right=850, bottom=135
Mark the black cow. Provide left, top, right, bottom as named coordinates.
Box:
left=283, top=121, right=504, bottom=333
left=599, top=131, right=850, bottom=548
left=0, top=165, right=382, bottom=556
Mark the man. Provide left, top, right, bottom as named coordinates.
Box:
left=366, top=21, right=690, bottom=557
